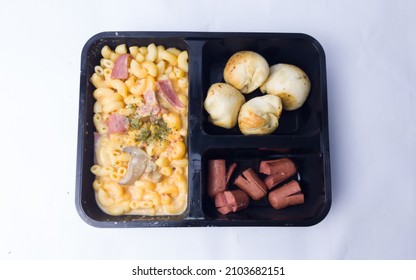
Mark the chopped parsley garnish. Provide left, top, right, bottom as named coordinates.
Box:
left=152, top=118, right=170, bottom=141
left=126, top=103, right=137, bottom=110
left=130, top=117, right=142, bottom=130
left=133, top=118, right=170, bottom=144
left=135, top=125, right=151, bottom=142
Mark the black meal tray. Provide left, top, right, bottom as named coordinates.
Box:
left=76, top=32, right=331, bottom=227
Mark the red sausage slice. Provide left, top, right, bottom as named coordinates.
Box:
left=215, top=190, right=249, bottom=215
left=268, top=180, right=304, bottom=210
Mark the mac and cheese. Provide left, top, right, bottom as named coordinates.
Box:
left=90, top=43, right=189, bottom=216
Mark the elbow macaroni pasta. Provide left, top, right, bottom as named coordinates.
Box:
left=90, top=43, right=189, bottom=216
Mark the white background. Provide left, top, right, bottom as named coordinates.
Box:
left=0, top=0, right=415, bottom=260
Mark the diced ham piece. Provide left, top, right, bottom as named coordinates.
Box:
left=136, top=105, right=161, bottom=118
left=136, top=105, right=153, bottom=117
left=136, top=90, right=161, bottom=118
left=94, top=132, right=101, bottom=145
left=144, top=90, right=158, bottom=106
left=156, top=79, right=184, bottom=109
left=107, top=113, right=128, bottom=134
left=111, top=54, right=131, bottom=79
left=93, top=132, right=101, bottom=164
left=151, top=106, right=161, bottom=116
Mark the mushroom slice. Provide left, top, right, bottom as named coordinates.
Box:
left=118, top=146, right=149, bottom=185
left=122, top=146, right=148, bottom=157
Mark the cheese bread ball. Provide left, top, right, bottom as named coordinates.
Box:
left=238, top=95, right=282, bottom=135
left=260, top=63, right=311, bottom=111
left=204, top=83, right=245, bottom=129
left=223, top=51, right=269, bottom=94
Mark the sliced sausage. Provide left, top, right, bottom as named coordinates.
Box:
left=208, top=160, right=237, bottom=199
left=215, top=190, right=249, bottom=215
left=268, top=180, right=304, bottom=210
left=259, top=158, right=296, bottom=176
left=234, top=168, right=267, bottom=200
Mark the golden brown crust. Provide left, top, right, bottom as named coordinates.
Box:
left=276, top=92, right=297, bottom=110
left=260, top=63, right=311, bottom=111
left=223, top=51, right=269, bottom=94
left=238, top=110, right=266, bottom=130
left=238, top=95, right=282, bottom=135
left=204, top=83, right=245, bottom=129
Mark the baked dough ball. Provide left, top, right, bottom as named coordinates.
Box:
left=238, top=95, right=282, bottom=135
left=223, top=51, right=269, bottom=94
left=204, top=83, right=245, bottom=129
left=260, top=63, right=311, bottom=111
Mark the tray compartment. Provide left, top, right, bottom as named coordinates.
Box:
left=201, top=35, right=324, bottom=136
left=201, top=148, right=330, bottom=226
left=77, top=34, right=194, bottom=226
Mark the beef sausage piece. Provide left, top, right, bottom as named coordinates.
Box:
left=208, top=160, right=226, bottom=199
left=259, top=158, right=296, bottom=176
left=215, top=190, right=249, bottom=215
left=234, top=168, right=267, bottom=200
left=225, top=163, right=237, bottom=186
left=207, top=160, right=238, bottom=199
left=268, top=180, right=304, bottom=210
left=264, top=166, right=297, bottom=189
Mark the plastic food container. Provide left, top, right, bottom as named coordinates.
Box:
left=76, top=32, right=331, bottom=227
